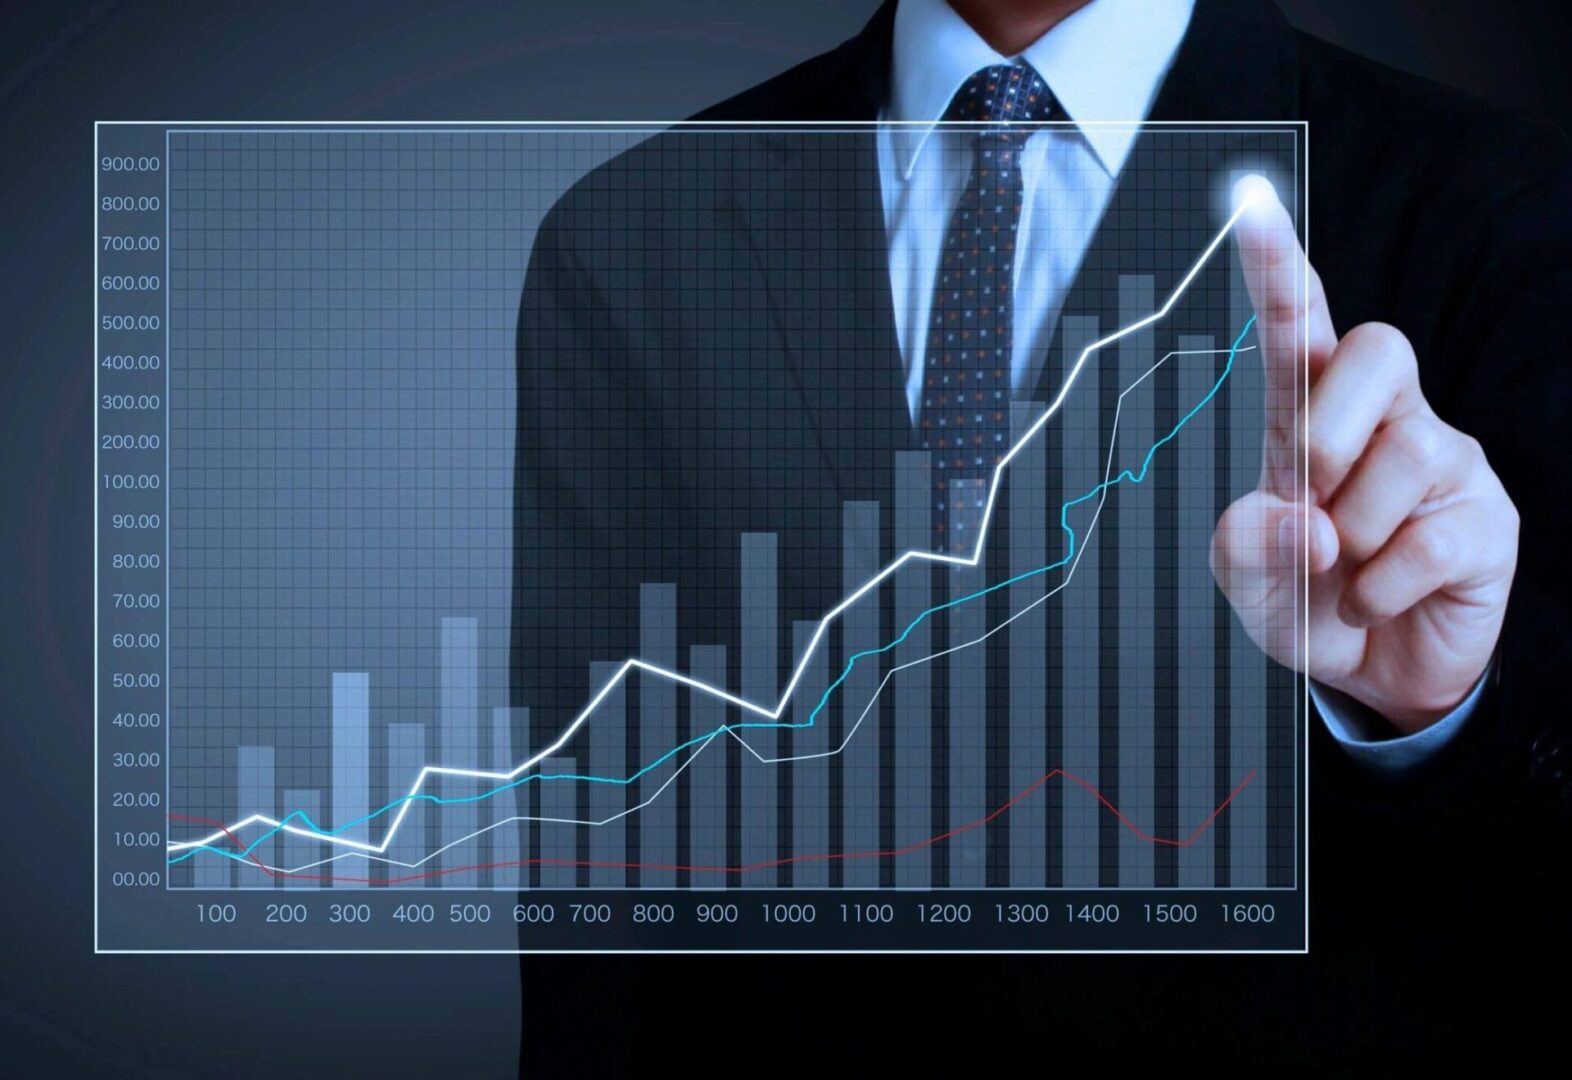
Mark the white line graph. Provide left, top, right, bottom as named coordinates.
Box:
left=240, top=343, right=1247, bottom=878
left=168, top=193, right=1260, bottom=858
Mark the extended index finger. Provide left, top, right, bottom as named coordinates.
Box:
left=1231, top=175, right=1335, bottom=495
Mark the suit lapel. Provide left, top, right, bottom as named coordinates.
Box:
left=1145, top=0, right=1299, bottom=125
left=729, top=128, right=909, bottom=503
left=723, top=1, right=909, bottom=501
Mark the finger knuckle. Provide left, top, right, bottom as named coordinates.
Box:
left=1382, top=414, right=1445, bottom=471
left=1307, top=264, right=1329, bottom=303
left=1500, top=494, right=1522, bottom=538
left=1306, top=427, right=1357, bottom=480
left=1409, top=520, right=1457, bottom=573
left=1209, top=526, right=1247, bottom=592
left=1345, top=580, right=1383, bottom=623
left=1263, top=290, right=1299, bottom=323
left=1353, top=322, right=1418, bottom=380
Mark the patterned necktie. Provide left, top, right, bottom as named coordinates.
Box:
left=920, top=63, right=1060, bottom=554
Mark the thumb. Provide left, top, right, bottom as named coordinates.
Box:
left=1211, top=490, right=1339, bottom=601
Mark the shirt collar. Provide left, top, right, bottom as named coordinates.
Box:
left=887, top=0, right=1196, bottom=179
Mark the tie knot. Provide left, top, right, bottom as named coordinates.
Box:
left=943, top=63, right=1059, bottom=130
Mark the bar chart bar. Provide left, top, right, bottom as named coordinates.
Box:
left=893, top=451, right=932, bottom=888
left=438, top=618, right=480, bottom=887
left=1008, top=401, right=1048, bottom=887
left=1230, top=247, right=1269, bottom=886
left=193, top=846, right=229, bottom=887
left=840, top=500, right=881, bottom=887
left=1176, top=334, right=1217, bottom=886
left=1059, top=315, right=1101, bottom=888
left=638, top=584, right=677, bottom=887
left=791, top=620, right=828, bottom=887
left=1116, top=278, right=1157, bottom=889
left=236, top=745, right=275, bottom=888
left=330, top=671, right=370, bottom=889
left=947, top=484, right=987, bottom=886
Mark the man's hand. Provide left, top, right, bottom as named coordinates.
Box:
left=1211, top=177, right=1519, bottom=734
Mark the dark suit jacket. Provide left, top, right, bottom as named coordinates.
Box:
left=514, top=0, right=1570, bottom=1068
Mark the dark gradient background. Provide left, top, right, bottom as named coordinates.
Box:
left=3, top=1, right=1568, bottom=1074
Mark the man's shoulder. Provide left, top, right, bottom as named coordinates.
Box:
left=531, top=16, right=882, bottom=268
left=691, top=6, right=887, bottom=122
left=1292, top=29, right=1569, bottom=187
left=689, top=44, right=863, bottom=123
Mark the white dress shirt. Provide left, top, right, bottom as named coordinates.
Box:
left=878, top=0, right=1193, bottom=423
left=875, top=0, right=1479, bottom=767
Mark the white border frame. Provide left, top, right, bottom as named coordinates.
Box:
left=93, top=119, right=1310, bottom=955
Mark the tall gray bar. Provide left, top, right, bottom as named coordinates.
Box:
left=893, top=451, right=931, bottom=887
left=840, top=500, right=881, bottom=886
left=1116, top=278, right=1157, bottom=887
left=1059, top=315, right=1101, bottom=887
left=1230, top=232, right=1269, bottom=886
left=1008, top=401, right=1048, bottom=887
left=947, top=483, right=987, bottom=885
left=791, top=620, right=829, bottom=886
left=193, top=846, right=230, bottom=887
left=1177, top=334, right=1217, bottom=884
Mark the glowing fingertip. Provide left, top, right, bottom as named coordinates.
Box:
left=1232, top=173, right=1277, bottom=214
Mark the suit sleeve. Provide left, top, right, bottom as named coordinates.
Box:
left=1445, top=135, right=1572, bottom=820
left=1331, top=132, right=1572, bottom=839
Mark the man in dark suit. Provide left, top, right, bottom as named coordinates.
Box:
left=513, top=0, right=1569, bottom=1068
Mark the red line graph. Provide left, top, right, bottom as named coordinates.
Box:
left=171, top=766, right=1257, bottom=885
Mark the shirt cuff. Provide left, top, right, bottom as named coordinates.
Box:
left=1310, top=666, right=1491, bottom=774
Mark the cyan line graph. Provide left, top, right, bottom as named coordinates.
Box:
left=171, top=314, right=1257, bottom=868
